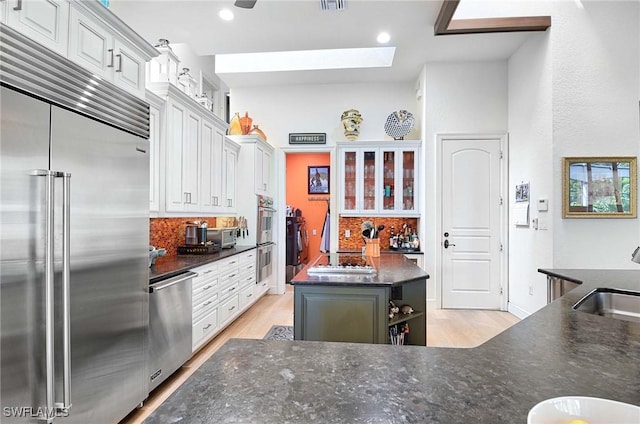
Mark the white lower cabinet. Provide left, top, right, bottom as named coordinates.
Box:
left=190, top=249, right=263, bottom=353
left=192, top=308, right=218, bottom=352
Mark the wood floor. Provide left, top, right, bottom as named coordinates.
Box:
left=119, top=285, right=519, bottom=424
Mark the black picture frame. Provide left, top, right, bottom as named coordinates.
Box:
left=308, top=166, right=330, bottom=195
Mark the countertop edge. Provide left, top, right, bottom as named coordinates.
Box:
left=149, top=245, right=257, bottom=283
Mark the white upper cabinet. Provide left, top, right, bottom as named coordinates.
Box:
left=147, top=82, right=233, bottom=216
left=147, top=90, right=164, bottom=213
left=338, top=141, right=420, bottom=216
left=68, top=6, right=146, bottom=98
left=223, top=140, right=240, bottom=211
left=3, top=1, right=156, bottom=100
left=228, top=135, right=274, bottom=196
left=3, top=0, right=69, bottom=56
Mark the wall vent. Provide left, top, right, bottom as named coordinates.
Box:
left=320, top=0, right=346, bottom=11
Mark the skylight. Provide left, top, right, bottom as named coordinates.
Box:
left=215, top=47, right=396, bottom=74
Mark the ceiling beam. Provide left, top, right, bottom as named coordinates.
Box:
left=435, top=0, right=551, bottom=36
left=434, top=0, right=460, bottom=35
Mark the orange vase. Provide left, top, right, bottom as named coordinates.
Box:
left=229, top=112, right=242, bottom=135
left=239, top=112, right=253, bottom=135
left=249, top=125, right=267, bottom=141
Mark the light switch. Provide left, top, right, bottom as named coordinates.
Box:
left=312, top=229, right=317, bottom=236
left=345, top=229, right=350, bottom=238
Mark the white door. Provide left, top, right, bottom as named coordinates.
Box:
left=440, top=135, right=505, bottom=309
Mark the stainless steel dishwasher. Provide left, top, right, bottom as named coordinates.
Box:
left=149, top=271, right=196, bottom=392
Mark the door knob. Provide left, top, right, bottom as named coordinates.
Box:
left=444, top=239, right=456, bottom=249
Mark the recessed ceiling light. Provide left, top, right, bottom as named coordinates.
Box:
left=218, top=9, right=234, bottom=21
left=377, top=32, right=391, bottom=44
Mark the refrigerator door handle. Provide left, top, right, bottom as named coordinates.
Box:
left=38, top=169, right=57, bottom=422
left=32, top=169, right=72, bottom=419
left=59, top=172, right=72, bottom=411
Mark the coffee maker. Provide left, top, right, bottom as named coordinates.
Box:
left=185, top=223, right=198, bottom=245
left=185, top=221, right=208, bottom=245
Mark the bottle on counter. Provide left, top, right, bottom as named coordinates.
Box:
left=390, top=226, right=397, bottom=250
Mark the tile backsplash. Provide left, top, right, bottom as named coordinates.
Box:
left=150, top=217, right=217, bottom=257
left=338, top=216, right=419, bottom=251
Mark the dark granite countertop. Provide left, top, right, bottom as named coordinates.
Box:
left=145, top=269, right=640, bottom=423
left=149, top=245, right=256, bottom=284
left=290, top=253, right=429, bottom=287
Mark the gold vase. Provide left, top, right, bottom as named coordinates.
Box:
left=239, top=112, right=253, bottom=135
left=229, top=112, right=242, bottom=135
left=249, top=125, right=267, bottom=141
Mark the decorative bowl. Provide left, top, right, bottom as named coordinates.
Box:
left=384, top=110, right=414, bottom=140
left=527, top=396, right=640, bottom=424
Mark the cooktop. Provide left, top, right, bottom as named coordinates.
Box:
left=306, top=253, right=377, bottom=275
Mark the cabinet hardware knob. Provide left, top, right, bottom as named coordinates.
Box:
left=13, top=0, right=22, bottom=11
left=107, top=49, right=114, bottom=68
left=203, top=324, right=212, bottom=330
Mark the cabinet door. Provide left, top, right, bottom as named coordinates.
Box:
left=183, top=111, right=201, bottom=210
left=211, top=128, right=224, bottom=208
left=165, top=99, right=186, bottom=212
left=5, top=0, right=69, bottom=56
left=112, top=38, right=146, bottom=98
left=381, top=149, right=398, bottom=212
left=255, top=144, right=265, bottom=194
left=262, top=148, right=271, bottom=194
left=398, top=148, right=418, bottom=213
left=68, top=6, right=113, bottom=79
left=361, top=149, right=379, bottom=213
left=200, top=119, right=215, bottom=210
left=223, top=144, right=238, bottom=210
left=149, top=103, right=161, bottom=212
left=341, top=149, right=358, bottom=213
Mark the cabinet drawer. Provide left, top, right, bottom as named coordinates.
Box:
left=239, top=273, right=256, bottom=289
left=219, top=268, right=240, bottom=288
left=191, top=264, right=218, bottom=287
left=256, top=279, right=269, bottom=296
left=218, top=294, right=239, bottom=325
left=192, top=291, right=218, bottom=323
left=217, top=255, right=241, bottom=270
left=192, top=307, right=218, bottom=351
left=240, top=262, right=256, bottom=278
left=239, top=284, right=256, bottom=310
left=219, top=281, right=239, bottom=302
left=193, top=279, right=218, bottom=304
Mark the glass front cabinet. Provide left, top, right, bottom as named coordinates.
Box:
left=338, top=141, right=420, bottom=216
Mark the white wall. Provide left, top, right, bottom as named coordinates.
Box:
left=551, top=0, right=640, bottom=269
left=423, top=61, right=508, bottom=306
left=229, top=82, right=418, bottom=148
left=507, top=32, right=553, bottom=317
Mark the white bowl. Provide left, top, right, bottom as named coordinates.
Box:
left=528, top=396, right=640, bottom=424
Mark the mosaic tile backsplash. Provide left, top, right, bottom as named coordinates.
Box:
left=150, top=218, right=217, bottom=257
left=338, top=217, right=419, bottom=251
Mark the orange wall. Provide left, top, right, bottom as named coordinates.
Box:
left=286, top=153, right=330, bottom=262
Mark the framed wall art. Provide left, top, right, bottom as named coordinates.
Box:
left=308, top=166, right=330, bottom=195
left=562, top=156, right=637, bottom=218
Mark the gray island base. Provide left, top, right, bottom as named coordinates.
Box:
left=145, top=269, right=640, bottom=423
left=291, top=253, right=429, bottom=345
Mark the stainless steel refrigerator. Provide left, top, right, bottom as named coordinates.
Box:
left=1, top=24, right=149, bottom=423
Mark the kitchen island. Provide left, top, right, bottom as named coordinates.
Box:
left=290, top=252, right=429, bottom=345
left=144, top=269, right=640, bottom=423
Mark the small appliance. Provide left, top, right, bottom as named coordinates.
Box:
left=207, top=227, right=238, bottom=249
left=185, top=223, right=198, bottom=245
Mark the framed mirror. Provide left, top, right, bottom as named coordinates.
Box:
left=563, top=156, right=637, bottom=218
